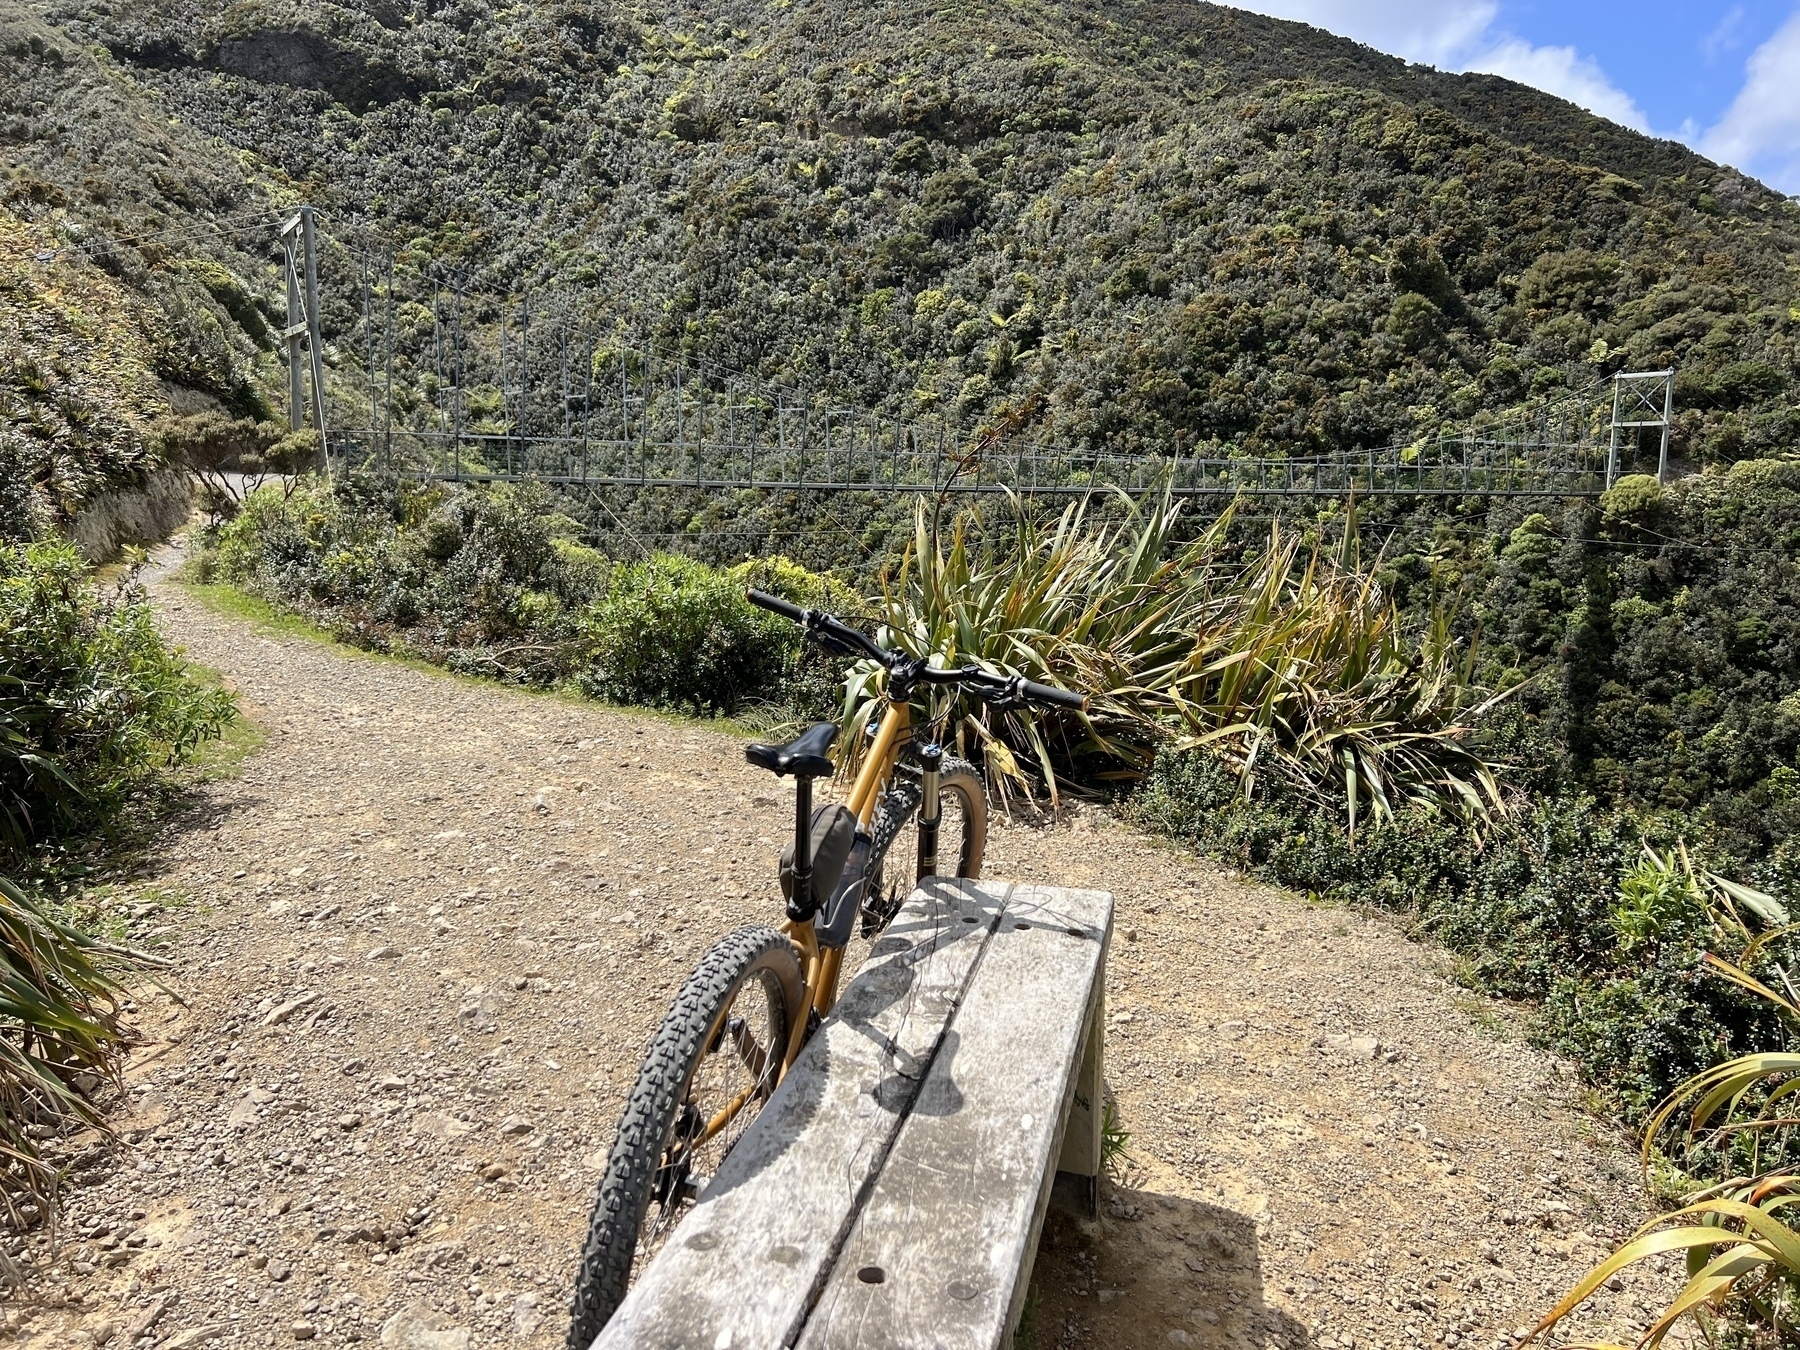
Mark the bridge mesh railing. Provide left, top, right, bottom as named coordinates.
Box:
left=332, top=425, right=1608, bottom=498
left=321, top=237, right=1619, bottom=501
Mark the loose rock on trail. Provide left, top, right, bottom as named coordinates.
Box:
left=24, top=562, right=1671, bottom=1349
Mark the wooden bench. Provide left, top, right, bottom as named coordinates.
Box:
left=592, top=877, right=1114, bottom=1350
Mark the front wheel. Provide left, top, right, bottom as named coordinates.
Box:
left=566, top=925, right=804, bottom=1347
left=861, top=758, right=986, bottom=935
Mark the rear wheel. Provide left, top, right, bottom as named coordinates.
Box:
left=566, top=925, right=804, bottom=1347
left=861, top=759, right=986, bottom=936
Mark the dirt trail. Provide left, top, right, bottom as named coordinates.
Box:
left=23, top=567, right=1673, bottom=1350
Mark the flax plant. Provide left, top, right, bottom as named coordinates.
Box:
left=0, top=875, right=144, bottom=1223
left=844, top=488, right=1504, bottom=825
left=1533, top=953, right=1800, bottom=1346
left=1102, top=517, right=1507, bottom=834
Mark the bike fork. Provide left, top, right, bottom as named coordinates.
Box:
left=916, top=741, right=942, bottom=881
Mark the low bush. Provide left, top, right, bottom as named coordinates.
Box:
left=212, top=475, right=605, bottom=683
left=1, top=540, right=233, bottom=865
left=207, top=474, right=856, bottom=719
left=579, top=554, right=796, bottom=715
left=1133, top=745, right=1798, bottom=1117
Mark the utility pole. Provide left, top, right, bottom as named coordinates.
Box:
left=279, top=207, right=329, bottom=468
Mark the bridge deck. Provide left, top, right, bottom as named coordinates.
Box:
left=331, top=431, right=1616, bottom=498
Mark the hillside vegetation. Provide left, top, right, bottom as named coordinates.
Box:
left=2, top=0, right=1794, bottom=473
left=0, top=0, right=287, bottom=532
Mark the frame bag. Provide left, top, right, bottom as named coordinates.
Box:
left=779, top=803, right=859, bottom=922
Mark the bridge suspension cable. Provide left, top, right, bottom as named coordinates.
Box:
left=277, top=213, right=1670, bottom=500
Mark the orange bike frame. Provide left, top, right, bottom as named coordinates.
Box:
left=774, top=695, right=911, bottom=1077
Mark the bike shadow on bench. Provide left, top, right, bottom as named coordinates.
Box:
left=695, top=894, right=996, bottom=1203
left=1031, top=1182, right=1313, bottom=1350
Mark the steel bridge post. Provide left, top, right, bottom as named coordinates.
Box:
left=278, top=209, right=327, bottom=468
left=1607, top=377, right=1622, bottom=490
left=363, top=263, right=375, bottom=457
left=1659, top=375, right=1673, bottom=485
left=453, top=286, right=464, bottom=481
left=381, top=252, right=394, bottom=471
left=301, top=207, right=326, bottom=465
left=519, top=293, right=529, bottom=475
left=283, top=226, right=303, bottom=433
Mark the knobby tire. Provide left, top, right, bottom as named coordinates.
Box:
left=566, top=925, right=803, bottom=1347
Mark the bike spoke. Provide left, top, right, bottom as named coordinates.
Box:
left=626, top=970, right=785, bottom=1289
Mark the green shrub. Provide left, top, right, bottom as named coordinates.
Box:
left=1597, top=472, right=1663, bottom=526
left=0, top=540, right=233, bottom=863
left=211, top=476, right=608, bottom=682
left=578, top=554, right=798, bottom=715
left=210, top=475, right=855, bottom=718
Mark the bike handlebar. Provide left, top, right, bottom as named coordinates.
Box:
left=1017, top=677, right=1089, bottom=710
left=745, top=589, right=1088, bottom=713
left=746, top=589, right=890, bottom=664
left=745, top=588, right=805, bottom=623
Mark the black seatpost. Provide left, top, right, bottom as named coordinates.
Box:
left=787, top=775, right=815, bottom=923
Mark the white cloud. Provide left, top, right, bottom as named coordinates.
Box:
left=1701, top=5, right=1750, bottom=64
left=1226, top=1, right=1650, bottom=132
left=1463, top=39, right=1650, bottom=132
left=1700, top=10, right=1800, bottom=193
left=1225, top=0, right=1497, bottom=67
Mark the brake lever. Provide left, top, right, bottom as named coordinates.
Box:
left=811, top=631, right=864, bottom=659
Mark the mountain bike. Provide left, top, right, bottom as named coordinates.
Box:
left=565, top=589, right=1085, bottom=1346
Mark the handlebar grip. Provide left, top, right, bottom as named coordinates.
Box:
left=746, top=588, right=806, bottom=623
left=1020, top=679, right=1087, bottom=711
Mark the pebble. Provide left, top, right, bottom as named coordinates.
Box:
left=367, top=945, right=402, bottom=961
left=379, top=1302, right=472, bottom=1349
left=290, top=1321, right=316, bottom=1341
left=263, top=992, right=319, bottom=1026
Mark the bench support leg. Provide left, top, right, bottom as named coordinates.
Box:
left=1053, top=972, right=1104, bottom=1217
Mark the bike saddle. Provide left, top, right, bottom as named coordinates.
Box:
left=745, top=722, right=839, bottom=778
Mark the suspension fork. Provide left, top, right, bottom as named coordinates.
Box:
left=916, top=739, right=942, bottom=882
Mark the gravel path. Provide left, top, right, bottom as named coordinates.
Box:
left=22, top=569, right=1674, bottom=1350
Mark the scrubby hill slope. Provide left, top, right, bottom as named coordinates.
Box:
left=1, top=0, right=287, bottom=534
left=6, top=0, right=1799, bottom=496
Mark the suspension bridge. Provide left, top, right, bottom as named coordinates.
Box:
left=269, top=209, right=1673, bottom=501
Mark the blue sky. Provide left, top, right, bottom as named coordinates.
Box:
left=1229, top=1, right=1800, bottom=193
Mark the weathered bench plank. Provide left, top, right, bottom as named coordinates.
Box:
left=591, top=878, right=1014, bottom=1350
left=794, top=884, right=1113, bottom=1350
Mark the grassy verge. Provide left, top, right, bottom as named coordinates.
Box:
left=174, top=574, right=783, bottom=741
left=180, top=659, right=268, bottom=778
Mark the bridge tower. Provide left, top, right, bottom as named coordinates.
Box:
left=1606, top=370, right=1675, bottom=488
left=279, top=206, right=329, bottom=465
